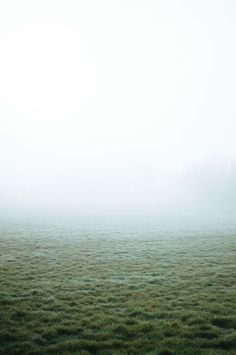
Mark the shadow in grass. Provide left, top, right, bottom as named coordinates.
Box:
left=11, top=310, right=28, bottom=320
left=0, top=332, right=17, bottom=342
left=195, top=330, right=219, bottom=339
left=212, top=316, right=236, bottom=329
left=216, top=335, right=236, bottom=350
left=112, top=324, right=136, bottom=339
left=128, top=310, right=156, bottom=320
left=48, top=339, right=124, bottom=353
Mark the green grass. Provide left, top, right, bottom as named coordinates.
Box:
left=0, top=219, right=235, bottom=354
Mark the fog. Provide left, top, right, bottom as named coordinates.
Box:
left=1, top=0, right=236, bottom=218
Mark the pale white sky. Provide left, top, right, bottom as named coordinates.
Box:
left=0, top=0, right=236, bottom=215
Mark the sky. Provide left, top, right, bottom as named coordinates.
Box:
left=0, top=0, right=236, bottom=217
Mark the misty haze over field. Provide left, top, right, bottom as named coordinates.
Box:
left=0, top=0, right=236, bottom=218
left=1, top=4, right=236, bottom=354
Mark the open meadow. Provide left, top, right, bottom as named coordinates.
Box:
left=0, top=217, right=236, bottom=354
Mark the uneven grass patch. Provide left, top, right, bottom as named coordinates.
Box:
left=0, top=219, right=235, bottom=354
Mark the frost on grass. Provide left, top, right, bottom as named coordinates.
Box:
left=0, top=221, right=235, bottom=354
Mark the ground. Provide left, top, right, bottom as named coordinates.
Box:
left=0, top=218, right=236, bottom=354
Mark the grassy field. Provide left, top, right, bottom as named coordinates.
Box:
left=0, top=218, right=236, bottom=354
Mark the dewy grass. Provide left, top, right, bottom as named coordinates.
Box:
left=0, top=219, right=235, bottom=354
